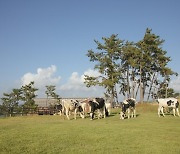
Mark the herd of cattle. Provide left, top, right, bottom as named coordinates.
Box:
left=53, top=97, right=179, bottom=120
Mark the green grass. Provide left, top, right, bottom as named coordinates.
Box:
left=0, top=104, right=180, bottom=154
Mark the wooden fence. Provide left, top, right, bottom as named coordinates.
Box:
left=0, top=107, right=59, bottom=117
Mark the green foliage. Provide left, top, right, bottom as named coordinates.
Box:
left=45, top=85, right=61, bottom=105
left=1, top=88, right=22, bottom=116
left=45, top=85, right=60, bottom=100
left=21, top=81, right=38, bottom=113
left=85, top=34, right=124, bottom=102
left=157, top=87, right=177, bottom=98
left=85, top=28, right=177, bottom=102
left=0, top=82, right=39, bottom=116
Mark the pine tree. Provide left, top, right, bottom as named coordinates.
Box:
left=84, top=34, right=124, bottom=105
left=21, top=81, right=38, bottom=113
left=45, top=85, right=61, bottom=107
left=136, top=28, right=175, bottom=102
left=1, top=88, right=22, bottom=116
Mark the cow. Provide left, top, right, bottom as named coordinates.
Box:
left=62, top=99, right=84, bottom=120
left=88, top=98, right=106, bottom=120
left=78, top=99, right=91, bottom=118
left=157, top=98, right=179, bottom=117
left=120, top=98, right=136, bottom=119
left=53, top=104, right=63, bottom=116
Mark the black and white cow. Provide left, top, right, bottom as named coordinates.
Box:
left=78, top=99, right=90, bottom=119
left=62, top=99, right=84, bottom=120
left=120, top=98, right=136, bottom=119
left=157, top=98, right=179, bottom=117
left=53, top=104, right=63, bottom=116
left=88, top=98, right=106, bottom=120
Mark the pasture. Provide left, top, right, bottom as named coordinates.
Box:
left=0, top=103, right=180, bottom=154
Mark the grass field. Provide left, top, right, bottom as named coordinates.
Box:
left=0, top=103, right=180, bottom=154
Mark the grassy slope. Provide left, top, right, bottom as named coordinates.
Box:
left=0, top=104, right=180, bottom=154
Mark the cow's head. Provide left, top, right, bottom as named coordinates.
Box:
left=122, top=104, right=129, bottom=113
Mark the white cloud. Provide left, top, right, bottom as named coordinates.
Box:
left=84, top=68, right=101, bottom=77
left=20, top=66, right=104, bottom=98
left=21, top=65, right=61, bottom=96
left=59, top=69, right=104, bottom=97
left=169, top=75, right=180, bottom=92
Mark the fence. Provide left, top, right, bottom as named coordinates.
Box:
left=0, top=106, right=59, bottom=117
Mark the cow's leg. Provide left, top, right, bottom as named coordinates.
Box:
left=97, top=109, right=103, bottom=119
left=172, top=108, right=176, bottom=116
left=160, top=107, right=165, bottom=117
left=74, top=109, right=77, bottom=120
left=127, top=108, right=130, bottom=119
left=81, top=111, right=85, bottom=119
left=131, top=109, right=134, bottom=118
left=79, top=106, right=85, bottom=119
left=176, top=108, right=180, bottom=117
left=59, top=110, right=62, bottom=116
left=97, top=109, right=100, bottom=119
left=62, top=107, right=65, bottom=116
left=81, top=106, right=86, bottom=118
left=80, top=112, right=85, bottom=119
left=120, top=112, right=124, bottom=119
left=66, top=109, right=70, bottom=120
left=108, top=108, right=111, bottom=116
left=56, top=110, right=62, bottom=116
left=90, top=112, right=94, bottom=120
left=158, top=106, right=162, bottom=117
left=133, top=108, right=136, bottom=118
left=103, top=107, right=106, bottom=118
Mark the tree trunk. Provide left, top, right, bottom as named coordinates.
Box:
left=139, top=64, right=144, bottom=103
left=147, top=72, right=156, bottom=101
left=110, top=90, right=115, bottom=107
left=131, top=70, right=136, bottom=98
left=135, top=83, right=140, bottom=99
left=126, top=68, right=130, bottom=98
left=165, top=83, right=168, bottom=98
left=114, top=85, right=118, bottom=103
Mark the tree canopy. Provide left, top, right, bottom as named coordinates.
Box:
left=84, top=28, right=177, bottom=103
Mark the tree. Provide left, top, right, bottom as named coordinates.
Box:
left=21, top=81, right=38, bottom=114
left=120, top=41, right=141, bottom=98
left=136, top=28, right=175, bottom=102
left=84, top=34, right=124, bottom=105
left=85, top=28, right=176, bottom=103
left=45, top=85, right=61, bottom=107
left=1, top=88, right=22, bottom=117
left=157, top=87, right=176, bottom=98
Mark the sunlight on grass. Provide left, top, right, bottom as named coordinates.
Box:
left=0, top=104, right=180, bottom=154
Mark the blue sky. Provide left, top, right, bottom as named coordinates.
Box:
left=0, top=0, right=180, bottom=99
